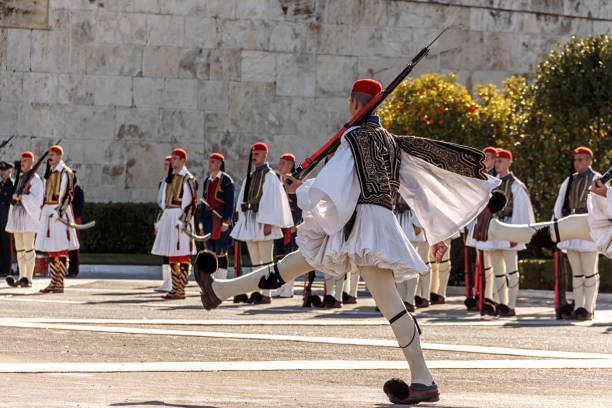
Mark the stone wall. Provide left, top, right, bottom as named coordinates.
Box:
left=0, top=0, right=610, bottom=202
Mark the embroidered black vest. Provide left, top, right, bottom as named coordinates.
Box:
left=565, top=170, right=595, bottom=215
left=344, top=121, right=400, bottom=211
left=242, top=165, right=270, bottom=213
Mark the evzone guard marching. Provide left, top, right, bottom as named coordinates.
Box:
left=5, top=151, right=43, bottom=288
left=199, top=153, right=234, bottom=281
left=230, top=142, right=293, bottom=305
left=154, top=155, right=172, bottom=292
left=475, top=149, right=534, bottom=317
left=195, top=78, right=500, bottom=404
left=552, top=147, right=601, bottom=320
left=151, top=148, right=198, bottom=300
left=35, top=145, right=80, bottom=293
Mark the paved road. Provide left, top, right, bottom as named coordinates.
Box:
left=0, top=276, right=611, bottom=407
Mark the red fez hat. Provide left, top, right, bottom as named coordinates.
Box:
left=352, top=79, right=383, bottom=95
left=496, top=149, right=512, bottom=160
left=573, top=146, right=593, bottom=157
left=251, top=142, right=268, bottom=152
left=164, top=155, right=172, bottom=162
left=21, top=151, right=34, bottom=159
left=172, top=148, right=187, bottom=159
left=483, top=146, right=498, bottom=154
left=280, top=153, right=295, bottom=162
left=210, top=153, right=225, bottom=162
left=49, top=145, right=63, bottom=155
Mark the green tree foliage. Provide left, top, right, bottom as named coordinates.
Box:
left=380, top=35, right=612, bottom=222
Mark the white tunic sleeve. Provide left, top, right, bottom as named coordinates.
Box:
left=553, top=178, right=569, bottom=219
left=21, top=175, right=43, bottom=221
left=587, top=189, right=612, bottom=258
left=398, top=152, right=500, bottom=244
left=57, top=171, right=68, bottom=211
left=608, top=186, right=612, bottom=216
left=296, top=139, right=360, bottom=235
left=255, top=172, right=293, bottom=228
left=510, top=182, right=535, bottom=225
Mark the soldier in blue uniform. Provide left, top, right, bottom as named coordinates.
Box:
left=0, top=161, right=14, bottom=276
left=199, top=153, right=235, bottom=280
left=272, top=153, right=302, bottom=298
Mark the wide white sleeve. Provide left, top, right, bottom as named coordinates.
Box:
left=256, top=172, right=293, bottom=228
left=296, top=139, right=360, bottom=235
left=21, top=176, right=43, bottom=221
left=399, top=152, right=500, bottom=244
left=608, top=186, right=612, bottom=216
left=511, top=182, right=535, bottom=225
left=235, top=179, right=246, bottom=215
left=553, top=178, right=568, bottom=219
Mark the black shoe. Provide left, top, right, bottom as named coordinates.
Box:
left=233, top=294, right=249, bottom=303
left=415, top=295, right=430, bottom=308
left=430, top=292, right=445, bottom=305
left=496, top=303, right=515, bottom=317
left=573, top=307, right=593, bottom=321
left=18, top=277, right=31, bottom=288
left=342, top=291, right=357, bottom=304
left=5, top=276, right=19, bottom=287
left=558, top=302, right=575, bottom=320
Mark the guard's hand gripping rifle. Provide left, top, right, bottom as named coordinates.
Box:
left=288, top=27, right=448, bottom=183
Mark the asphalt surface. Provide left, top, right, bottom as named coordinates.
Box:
left=0, top=275, right=611, bottom=408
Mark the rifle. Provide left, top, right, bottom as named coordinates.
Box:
left=13, top=140, right=61, bottom=204
left=289, top=27, right=448, bottom=182
left=599, top=166, right=612, bottom=185
left=0, top=136, right=15, bottom=150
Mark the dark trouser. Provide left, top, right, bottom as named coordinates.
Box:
left=0, top=226, right=13, bottom=275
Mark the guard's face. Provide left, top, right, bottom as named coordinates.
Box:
left=278, top=158, right=293, bottom=175
left=48, top=151, right=61, bottom=167
left=494, top=157, right=511, bottom=174
left=171, top=155, right=185, bottom=172
left=251, top=150, right=267, bottom=167
left=573, top=154, right=592, bottom=173
left=163, top=160, right=170, bottom=175
left=21, top=157, right=33, bottom=172
left=484, top=152, right=496, bottom=169
left=209, top=158, right=222, bottom=174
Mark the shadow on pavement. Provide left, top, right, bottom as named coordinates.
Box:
left=111, top=402, right=216, bottom=408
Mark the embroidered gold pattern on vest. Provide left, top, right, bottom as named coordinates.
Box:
left=568, top=171, right=595, bottom=214
left=165, top=174, right=185, bottom=208
left=44, top=171, right=62, bottom=205
left=243, top=166, right=270, bottom=213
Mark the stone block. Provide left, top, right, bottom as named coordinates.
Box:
left=0, top=102, right=18, bottom=136
left=143, top=46, right=180, bottom=77
left=94, top=75, right=132, bottom=107
left=357, top=57, right=411, bottom=89
left=209, top=49, right=241, bottom=81
left=63, top=105, right=116, bottom=140
left=218, top=19, right=269, bottom=50
left=0, top=0, right=49, bottom=29
left=49, top=8, right=70, bottom=30
left=133, top=77, right=164, bottom=107
left=85, top=44, right=143, bottom=76
left=241, top=51, right=276, bottom=82
left=315, top=55, right=357, bottom=97
left=0, top=29, right=6, bottom=71
left=0, top=71, right=23, bottom=102
left=146, top=15, right=184, bottom=47
left=198, top=80, right=229, bottom=112
left=23, top=73, right=58, bottom=104
left=159, top=109, right=204, bottom=143
left=58, top=74, right=95, bottom=105
left=276, top=54, right=315, bottom=97
left=163, top=78, right=198, bottom=109
left=7, top=29, right=31, bottom=71
left=306, top=24, right=354, bottom=55
left=115, top=107, right=159, bottom=142
left=70, top=11, right=96, bottom=46
left=185, top=17, right=218, bottom=49
left=30, top=29, right=70, bottom=73
left=207, top=0, right=235, bottom=18
left=125, top=142, right=173, bottom=190
left=179, top=48, right=210, bottom=80
left=133, top=0, right=161, bottom=13
left=236, top=0, right=284, bottom=20
left=323, top=0, right=360, bottom=25
left=160, top=0, right=207, bottom=16
left=204, top=112, right=230, bottom=133
left=96, top=11, right=146, bottom=45
left=269, top=23, right=308, bottom=53
left=18, top=103, right=65, bottom=138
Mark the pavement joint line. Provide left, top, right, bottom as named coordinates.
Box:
left=1, top=321, right=611, bottom=360
left=1, top=359, right=612, bottom=373
left=0, top=317, right=606, bottom=327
